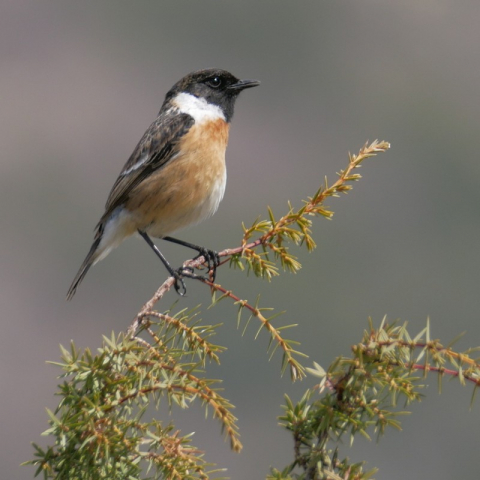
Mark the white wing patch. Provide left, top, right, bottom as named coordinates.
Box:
left=172, top=92, right=225, bottom=124
left=121, top=151, right=150, bottom=176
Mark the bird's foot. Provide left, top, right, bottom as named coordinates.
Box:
left=192, top=248, right=220, bottom=282
left=177, top=249, right=220, bottom=285
left=171, top=271, right=188, bottom=296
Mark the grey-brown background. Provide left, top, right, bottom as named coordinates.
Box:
left=2, top=1, right=480, bottom=478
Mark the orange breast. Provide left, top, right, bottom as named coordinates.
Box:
left=125, top=119, right=230, bottom=236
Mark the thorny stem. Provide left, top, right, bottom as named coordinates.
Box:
left=113, top=331, right=241, bottom=452
left=366, top=337, right=480, bottom=386
left=408, top=363, right=480, bottom=386
left=375, top=339, right=480, bottom=369
left=203, top=279, right=305, bottom=380
left=239, top=140, right=391, bottom=254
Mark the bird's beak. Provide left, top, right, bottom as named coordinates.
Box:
left=228, top=79, right=261, bottom=91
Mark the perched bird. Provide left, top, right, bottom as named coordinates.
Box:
left=67, top=68, right=260, bottom=300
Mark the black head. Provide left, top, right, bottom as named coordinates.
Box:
left=164, top=68, right=260, bottom=122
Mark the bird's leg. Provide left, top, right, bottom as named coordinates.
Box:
left=162, top=236, right=220, bottom=282
left=138, top=230, right=187, bottom=295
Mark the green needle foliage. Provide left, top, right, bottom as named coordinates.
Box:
left=231, top=140, right=390, bottom=280
left=270, top=319, right=480, bottom=480
left=28, top=316, right=235, bottom=480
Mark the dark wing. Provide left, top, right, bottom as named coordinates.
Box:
left=102, top=112, right=194, bottom=219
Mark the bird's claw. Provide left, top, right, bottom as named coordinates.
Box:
left=172, top=250, right=220, bottom=296
left=172, top=272, right=188, bottom=296
left=193, top=249, right=220, bottom=282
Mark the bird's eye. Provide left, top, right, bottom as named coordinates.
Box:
left=206, top=76, right=222, bottom=88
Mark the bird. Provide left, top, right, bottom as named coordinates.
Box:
left=66, top=68, right=260, bottom=300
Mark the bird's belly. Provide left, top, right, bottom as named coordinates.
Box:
left=144, top=168, right=226, bottom=237
left=126, top=159, right=226, bottom=238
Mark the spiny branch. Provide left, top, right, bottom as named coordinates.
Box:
left=204, top=279, right=307, bottom=381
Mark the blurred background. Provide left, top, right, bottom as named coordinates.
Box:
left=2, top=1, right=480, bottom=478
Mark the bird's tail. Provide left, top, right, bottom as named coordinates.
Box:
left=66, top=236, right=102, bottom=301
